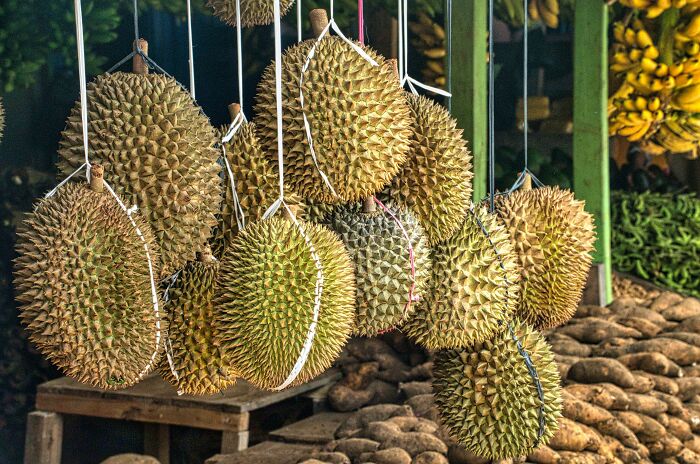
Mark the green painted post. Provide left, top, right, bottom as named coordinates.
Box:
left=573, top=1, right=612, bottom=304
left=452, top=1, right=487, bottom=201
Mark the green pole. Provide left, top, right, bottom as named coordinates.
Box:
left=573, top=1, right=612, bottom=304
left=452, top=1, right=487, bottom=201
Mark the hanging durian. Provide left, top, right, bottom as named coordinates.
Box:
left=57, top=40, right=221, bottom=276
left=254, top=10, right=413, bottom=204
left=323, top=200, right=431, bottom=337
left=14, top=165, right=164, bottom=390
left=433, top=320, right=562, bottom=460
left=207, top=0, right=296, bottom=27
left=403, top=205, right=520, bottom=350
left=495, top=177, right=595, bottom=329
left=388, top=93, right=473, bottom=245
left=215, top=214, right=356, bottom=390
left=161, top=247, right=235, bottom=395
left=0, top=97, right=5, bottom=142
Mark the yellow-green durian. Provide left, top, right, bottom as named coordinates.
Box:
left=403, top=205, right=520, bottom=350
left=208, top=0, right=296, bottom=27
left=161, top=249, right=235, bottom=395
left=495, top=184, right=595, bottom=329
left=215, top=217, right=356, bottom=390
left=13, top=174, right=163, bottom=390
left=254, top=35, right=412, bottom=204
left=57, top=72, right=221, bottom=276
left=388, top=93, right=473, bottom=245
left=433, top=320, right=563, bottom=460
left=323, top=202, right=431, bottom=336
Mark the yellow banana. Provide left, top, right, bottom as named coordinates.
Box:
left=644, top=45, right=660, bottom=60
left=674, top=82, right=700, bottom=104
left=648, top=96, right=662, bottom=111
left=636, top=29, right=654, bottom=48
left=423, top=48, right=446, bottom=59
left=684, top=13, right=700, bottom=37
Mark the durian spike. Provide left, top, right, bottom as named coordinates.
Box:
left=386, top=58, right=400, bottom=81
left=522, top=172, right=532, bottom=191
left=228, top=103, right=241, bottom=122
left=363, top=197, right=377, bottom=213
left=197, top=245, right=215, bottom=263
left=284, top=204, right=301, bottom=219
left=310, top=9, right=329, bottom=38
left=90, top=164, right=104, bottom=193
left=133, top=39, right=149, bottom=75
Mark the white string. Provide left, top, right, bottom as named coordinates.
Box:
left=65, top=0, right=178, bottom=388
left=186, top=0, right=196, bottom=99
left=397, top=0, right=452, bottom=98
left=235, top=0, right=244, bottom=103
left=267, top=0, right=325, bottom=391
left=297, top=0, right=303, bottom=42
left=221, top=112, right=247, bottom=231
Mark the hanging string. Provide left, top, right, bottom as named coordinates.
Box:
left=446, top=0, right=453, bottom=110
left=398, top=0, right=451, bottom=97
left=186, top=0, right=196, bottom=99
left=297, top=0, right=303, bottom=42
left=358, top=0, right=364, bottom=43
left=58, top=0, right=180, bottom=391
left=523, top=0, right=528, bottom=171
left=488, top=0, right=496, bottom=212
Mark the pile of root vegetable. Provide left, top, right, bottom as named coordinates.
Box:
left=290, top=280, right=700, bottom=464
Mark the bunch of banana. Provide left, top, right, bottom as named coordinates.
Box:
left=528, top=0, right=560, bottom=29
left=609, top=95, right=664, bottom=141
left=495, top=0, right=526, bottom=27
left=619, top=0, right=700, bottom=18
left=611, top=21, right=660, bottom=74
left=409, top=12, right=447, bottom=88
left=656, top=113, right=700, bottom=155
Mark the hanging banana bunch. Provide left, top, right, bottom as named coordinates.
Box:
left=608, top=9, right=700, bottom=157
left=495, top=0, right=573, bottom=29
left=409, top=12, right=447, bottom=89
left=619, top=0, right=700, bottom=19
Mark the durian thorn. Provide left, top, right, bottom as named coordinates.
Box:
left=197, top=245, right=215, bottom=263
left=523, top=172, right=533, bottom=190
left=310, top=9, right=329, bottom=39
left=228, top=103, right=241, bottom=123
left=133, top=39, right=149, bottom=75
left=385, top=58, right=400, bottom=82
left=89, top=164, right=104, bottom=193
left=363, top=196, right=377, bottom=213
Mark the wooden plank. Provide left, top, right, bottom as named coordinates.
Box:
left=37, top=370, right=340, bottom=413
left=24, top=411, right=63, bottom=464
left=269, top=412, right=350, bottom=445
left=573, top=0, right=612, bottom=305
left=221, top=430, right=250, bottom=454
left=452, top=1, right=487, bottom=201
left=144, top=423, right=170, bottom=464
left=35, top=392, right=248, bottom=432
left=582, top=264, right=607, bottom=307
left=205, top=442, right=319, bottom=464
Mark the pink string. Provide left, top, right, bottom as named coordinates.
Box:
left=358, top=0, right=364, bottom=44
left=372, top=197, right=419, bottom=335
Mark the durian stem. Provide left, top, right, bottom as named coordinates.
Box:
left=310, top=9, right=329, bottom=38
left=523, top=173, right=532, bottom=191
left=133, top=39, right=149, bottom=75
left=386, top=58, right=400, bottom=82
left=284, top=204, right=300, bottom=220
left=363, top=197, right=377, bottom=213
left=197, top=246, right=215, bottom=263
left=90, top=164, right=104, bottom=192
left=228, top=103, right=241, bottom=123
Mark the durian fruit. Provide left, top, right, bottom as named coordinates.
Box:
left=161, top=247, right=236, bottom=395
left=495, top=180, right=595, bottom=329
left=215, top=216, right=356, bottom=390
left=388, top=93, right=473, bottom=245
left=13, top=166, right=164, bottom=390
left=207, top=0, right=295, bottom=28
left=323, top=200, right=431, bottom=336
left=254, top=10, right=413, bottom=204
left=58, top=49, right=221, bottom=276
left=0, top=97, right=5, bottom=142
left=433, top=320, right=563, bottom=460
left=403, top=205, right=520, bottom=350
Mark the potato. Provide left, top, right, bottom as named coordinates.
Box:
left=562, top=393, right=613, bottom=425
left=613, top=411, right=666, bottom=443
left=625, top=338, right=700, bottom=366
left=627, top=392, right=668, bottom=417
left=567, top=359, right=636, bottom=389
left=526, top=445, right=560, bottom=464
left=613, top=316, right=662, bottom=338
left=548, top=418, right=601, bottom=452
left=667, top=415, right=694, bottom=441
left=650, top=292, right=684, bottom=312
left=678, top=378, right=700, bottom=402
left=595, top=418, right=641, bottom=450
left=661, top=298, right=700, bottom=322
left=558, top=318, right=642, bottom=344
left=617, top=352, right=683, bottom=377
left=633, top=372, right=679, bottom=395
left=564, top=383, right=630, bottom=410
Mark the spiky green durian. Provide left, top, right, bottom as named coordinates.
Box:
left=403, top=205, right=520, bottom=350
left=215, top=216, right=356, bottom=390
left=388, top=94, right=473, bottom=245
left=254, top=36, right=412, bottom=204
left=207, top=0, right=295, bottom=27
left=13, top=177, right=163, bottom=390
left=433, top=320, right=563, bottom=460
left=161, top=250, right=236, bottom=395
left=57, top=72, right=221, bottom=276
left=495, top=185, right=595, bottom=329
left=323, top=202, right=431, bottom=336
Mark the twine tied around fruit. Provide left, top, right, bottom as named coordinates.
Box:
left=46, top=0, right=181, bottom=391
left=261, top=0, right=327, bottom=392
left=397, top=0, right=451, bottom=97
